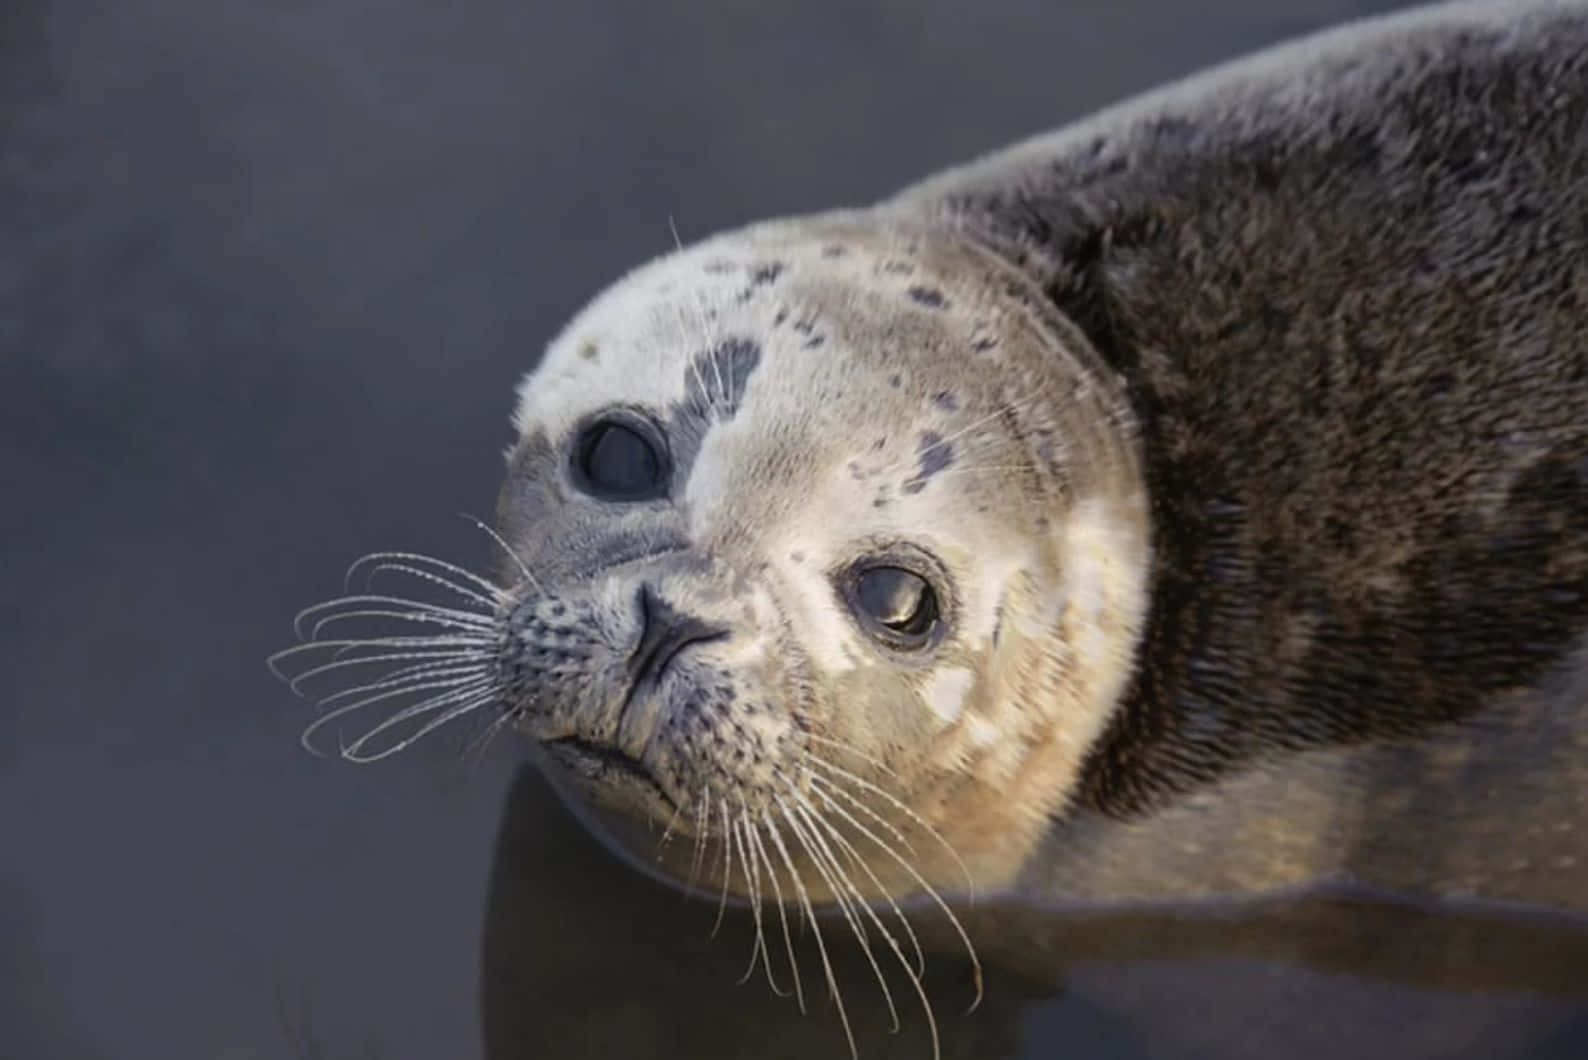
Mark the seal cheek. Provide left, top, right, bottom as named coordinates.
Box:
left=921, top=666, right=975, bottom=725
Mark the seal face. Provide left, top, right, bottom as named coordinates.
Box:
left=489, top=213, right=1151, bottom=903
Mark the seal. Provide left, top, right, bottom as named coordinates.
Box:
left=271, top=0, right=1588, bottom=1050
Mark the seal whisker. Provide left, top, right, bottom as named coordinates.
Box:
left=272, top=646, right=483, bottom=692
left=731, top=814, right=787, bottom=996
left=355, top=561, right=504, bottom=611
left=301, top=678, right=495, bottom=758
left=807, top=782, right=984, bottom=1014
left=339, top=680, right=496, bottom=750
left=341, top=687, right=501, bottom=763
left=460, top=707, right=519, bottom=769
left=310, top=653, right=489, bottom=687
left=711, top=800, right=735, bottom=938
left=317, top=671, right=494, bottom=723
left=292, top=594, right=496, bottom=640
left=344, top=552, right=504, bottom=607
left=793, top=802, right=952, bottom=1060
left=302, top=608, right=496, bottom=643
left=785, top=774, right=927, bottom=978
left=799, top=760, right=919, bottom=860
left=274, top=634, right=496, bottom=662
left=745, top=809, right=806, bottom=1013
left=315, top=663, right=491, bottom=707
left=457, top=513, right=547, bottom=598
left=802, top=753, right=976, bottom=900
left=802, top=734, right=905, bottom=784
left=299, top=676, right=494, bottom=753
left=686, top=787, right=711, bottom=894
left=776, top=796, right=900, bottom=1035
left=457, top=513, right=544, bottom=595
left=271, top=638, right=494, bottom=688
left=761, top=806, right=857, bottom=1060
left=656, top=794, right=688, bottom=853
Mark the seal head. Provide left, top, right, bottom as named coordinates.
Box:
left=492, top=211, right=1150, bottom=901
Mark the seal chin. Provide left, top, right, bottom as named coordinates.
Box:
left=542, top=736, right=676, bottom=820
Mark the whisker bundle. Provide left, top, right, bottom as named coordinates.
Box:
left=269, top=549, right=514, bottom=764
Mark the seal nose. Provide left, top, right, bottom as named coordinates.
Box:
left=626, top=584, right=726, bottom=692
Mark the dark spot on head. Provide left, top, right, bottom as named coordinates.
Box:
left=918, top=431, right=953, bottom=474
left=889, top=374, right=903, bottom=388
left=665, top=336, right=764, bottom=480
left=902, top=430, right=954, bottom=494
left=872, top=437, right=886, bottom=450
left=789, top=551, right=805, bottom=564
left=691, top=337, right=761, bottom=418
left=847, top=460, right=866, bottom=481
left=579, top=341, right=599, bottom=361
left=883, top=260, right=915, bottom=275
left=908, top=286, right=948, bottom=309
left=793, top=317, right=816, bottom=335
left=750, top=262, right=785, bottom=286
left=802, top=334, right=826, bottom=349
left=972, top=337, right=998, bottom=352
left=703, top=261, right=737, bottom=275
left=932, top=390, right=959, bottom=412
left=773, top=308, right=788, bottom=326
left=821, top=244, right=847, bottom=258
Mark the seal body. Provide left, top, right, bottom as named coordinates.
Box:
left=892, top=0, right=1588, bottom=909
left=279, top=0, right=1588, bottom=924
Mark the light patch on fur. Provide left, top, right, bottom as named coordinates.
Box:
left=964, top=711, right=1002, bottom=749
left=1051, top=494, right=1152, bottom=734
left=959, top=551, right=1030, bottom=648
left=767, top=549, right=863, bottom=676
left=923, top=666, right=975, bottom=724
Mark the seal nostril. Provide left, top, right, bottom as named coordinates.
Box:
left=627, top=584, right=727, bottom=691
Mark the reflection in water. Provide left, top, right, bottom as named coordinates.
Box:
left=481, top=766, right=1587, bottom=1060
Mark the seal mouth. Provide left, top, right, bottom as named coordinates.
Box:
left=544, top=737, right=674, bottom=811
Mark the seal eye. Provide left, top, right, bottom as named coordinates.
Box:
left=851, top=565, right=939, bottom=648
left=573, top=419, right=667, bottom=501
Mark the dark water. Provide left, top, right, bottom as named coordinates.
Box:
left=4, top=0, right=1584, bottom=1056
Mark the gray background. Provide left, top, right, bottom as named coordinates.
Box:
left=7, top=1, right=1585, bottom=1057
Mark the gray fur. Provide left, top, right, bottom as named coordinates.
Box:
left=899, top=0, right=1588, bottom=821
